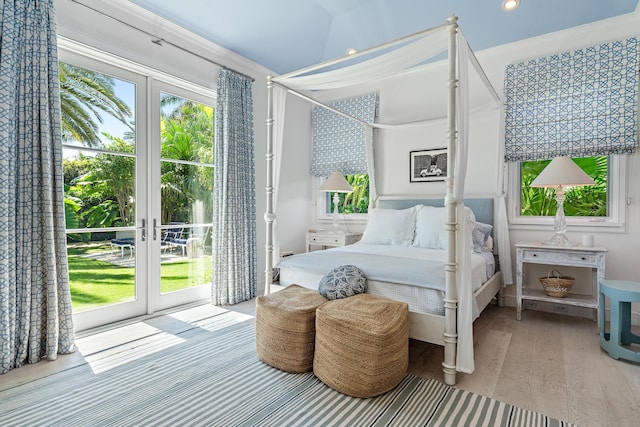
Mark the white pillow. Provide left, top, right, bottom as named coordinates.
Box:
left=360, top=207, right=417, bottom=246
left=412, top=206, right=446, bottom=249
left=438, top=206, right=476, bottom=250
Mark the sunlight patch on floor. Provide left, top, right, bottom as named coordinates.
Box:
left=77, top=323, right=186, bottom=374
left=75, top=303, right=254, bottom=374
left=187, top=311, right=255, bottom=332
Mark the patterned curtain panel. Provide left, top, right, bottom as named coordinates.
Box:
left=212, top=69, right=257, bottom=305
left=0, top=0, right=75, bottom=374
left=311, top=93, right=377, bottom=177
left=504, top=37, right=639, bottom=162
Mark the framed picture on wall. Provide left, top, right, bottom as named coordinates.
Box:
left=409, top=148, right=447, bottom=182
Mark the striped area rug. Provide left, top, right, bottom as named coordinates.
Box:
left=0, top=314, right=575, bottom=427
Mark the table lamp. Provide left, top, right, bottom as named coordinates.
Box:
left=530, top=156, right=595, bottom=247
left=319, top=171, right=353, bottom=234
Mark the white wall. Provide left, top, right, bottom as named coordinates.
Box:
left=275, top=95, right=314, bottom=254
left=55, top=0, right=272, bottom=292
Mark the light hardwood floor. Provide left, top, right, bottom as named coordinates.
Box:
left=408, top=304, right=640, bottom=427
left=1, top=300, right=638, bottom=426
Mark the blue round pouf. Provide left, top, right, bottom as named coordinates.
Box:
left=318, top=265, right=367, bottom=300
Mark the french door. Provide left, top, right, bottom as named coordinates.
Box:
left=149, top=83, right=214, bottom=312
left=60, top=48, right=214, bottom=331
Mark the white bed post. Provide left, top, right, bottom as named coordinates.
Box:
left=443, top=15, right=459, bottom=386
left=264, top=76, right=275, bottom=295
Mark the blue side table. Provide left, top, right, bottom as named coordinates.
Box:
left=599, top=280, right=640, bottom=362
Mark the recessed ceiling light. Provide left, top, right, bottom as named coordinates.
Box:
left=346, top=48, right=357, bottom=55
left=502, top=0, right=520, bottom=10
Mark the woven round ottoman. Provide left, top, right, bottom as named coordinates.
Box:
left=314, top=294, right=409, bottom=398
left=256, top=284, right=328, bottom=373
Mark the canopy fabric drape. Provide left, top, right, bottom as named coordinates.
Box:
left=504, top=37, right=639, bottom=162
left=452, top=38, right=475, bottom=373
left=212, top=69, right=257, bottom=305
left=270, top=86, right=287, bottom=267
left=365, top=127, right=377, bottom=207
left=0, top=0, right=75, bottom=374
left=277, top=27, right=449, bottom=92
left=267, top=19, right=507, bottom=376
left=311, top=93, right=377, bottom=177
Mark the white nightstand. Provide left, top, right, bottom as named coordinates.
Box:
left=306, top=231, right=362, bottom=252
left=516, top=242, right=607, bottom=321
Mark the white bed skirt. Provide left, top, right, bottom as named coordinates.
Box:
left=279, top=269, right=447, bottom=315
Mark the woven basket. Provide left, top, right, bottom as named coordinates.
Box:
left=539, top=270, right=575, bottom=298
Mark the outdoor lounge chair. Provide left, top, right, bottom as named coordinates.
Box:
left=110, top=237, right=135, bottom=258
left=160, top=222, right=184, bottom=254
left=170, top=226, right=210, bottom=257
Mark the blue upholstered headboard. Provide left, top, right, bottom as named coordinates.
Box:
left=376, top=197, right=494, bottom=226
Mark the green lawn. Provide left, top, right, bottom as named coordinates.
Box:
left=68, top=244, right=212, bottom=312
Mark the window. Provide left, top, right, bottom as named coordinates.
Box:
left=509, top=155, right=625, bottom=229
left=61, top=62, right=137, bottom=230
left=521, top=156, right=607, bottom=217
left=333, top=173, right=370, bottom=214
left=503, top=38, right=635, bottom=232
left=317, top=173, right=370, bottom=224
left=311, top=93, right=376, bottom=223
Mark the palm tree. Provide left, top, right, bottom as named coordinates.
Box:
left=59, top=62, right=133, bottom=147
left=160, top=93, right=186, bottom=119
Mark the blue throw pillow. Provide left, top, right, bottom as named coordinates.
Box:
left=318, top=265, right=367, bottom=300
left=472, top=222, right=493, bottom=253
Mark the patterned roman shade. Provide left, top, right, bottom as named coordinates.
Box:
left=311, top=93, right=377, bottom=177
left=504, top=37, right=639, bottom=162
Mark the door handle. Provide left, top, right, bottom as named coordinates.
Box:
left=153, top=219, right=158, bottom=241
left=141, top=218, right=146, bottom=242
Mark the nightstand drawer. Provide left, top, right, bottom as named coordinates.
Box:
left=305, top=232, right=362, bottom=252
left=522, top=250, right=596, bottom=266
left=308, top=235, right=344, bottom=245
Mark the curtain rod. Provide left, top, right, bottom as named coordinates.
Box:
left=69, top=0, right=255, bottom=82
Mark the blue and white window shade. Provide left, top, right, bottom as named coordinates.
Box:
left=504, top=37, right=639, bottom=162
left=311, top=93, right=377, bottom=177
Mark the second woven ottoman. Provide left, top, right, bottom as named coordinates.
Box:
left=256, top=284, right=328, bottom=373
left=314, top=294, right=409, bottom=398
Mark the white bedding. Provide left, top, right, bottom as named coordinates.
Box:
left=277, top=243, right=491, bottom=292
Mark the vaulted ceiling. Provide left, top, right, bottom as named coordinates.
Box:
left=128, top=0, right=639, bottom=75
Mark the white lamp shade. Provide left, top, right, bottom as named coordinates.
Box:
left=530, top=156, right=595, bottom=188
left=319, top=171, right=353, bottom=193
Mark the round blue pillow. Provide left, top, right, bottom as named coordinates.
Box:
left=318, top=265, right=367, bottom=300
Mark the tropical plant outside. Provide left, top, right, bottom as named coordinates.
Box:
left=336, top=173, right=369, bottom=214
left=521, top=156, right=607, bottom=217
left=63, top=89, right=215, bottom=232
left=160, top=96, right=214, bottom=225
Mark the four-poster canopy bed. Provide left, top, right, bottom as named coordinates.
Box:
left=264, top=16, right=511, bottom=386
